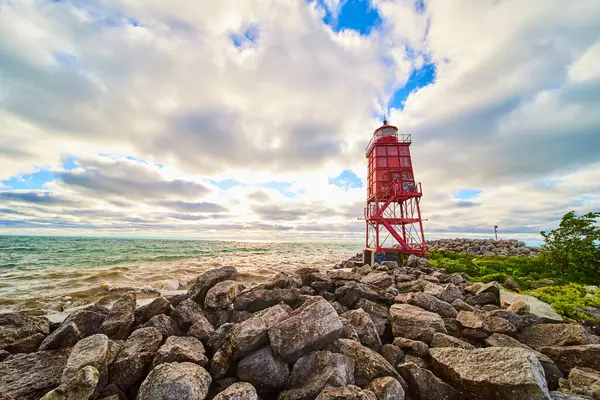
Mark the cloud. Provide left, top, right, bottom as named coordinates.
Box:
left=0, top=0, right=599, bottom=244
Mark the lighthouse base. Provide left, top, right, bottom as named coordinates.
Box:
left=362, top=249, right=409, bottom=267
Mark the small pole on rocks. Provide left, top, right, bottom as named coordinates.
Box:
left=494, top=225, right=498, bottom=240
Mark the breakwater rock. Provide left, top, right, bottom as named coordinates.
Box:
left=427, top=238, right=541, bottom=257
left=1, top=257, right=599, bottom=399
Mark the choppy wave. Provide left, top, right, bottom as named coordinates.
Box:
left=0, top=236, right=361, bottom=315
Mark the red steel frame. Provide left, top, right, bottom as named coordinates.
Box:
left=364, top=122, right=426, bottom=255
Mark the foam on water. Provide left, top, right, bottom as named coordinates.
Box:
left=0, top=236, right=361, bottom=315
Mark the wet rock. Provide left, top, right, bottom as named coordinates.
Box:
left=134, top=296, right=172, bottom=326
left=380, top=344, right=405, bottom=367
left=367, top=376, right=405, bottom=400
left=236, top=346, right=290, bottom=393
left=341, top=309, right=381, bottom=351
left=230, top=304, right=290, bottom=359
left=355, top=299, right=388, bottom=336
left=395, top=292, right=458, bottom=318
left=269, top=297, right=343, bottom=362
left=5, top=332, right=45, bottom=353
left=397, top=362, right=461, bottom=400
left=334, top=282, right=390, bottom=308
left=142, top=314, right=179, bottom=338
left=152, top=336, right=208, bottom=368
left=567, top=367, right=600, bottom=399
left=279, top=350, right=355, bottom=400
left=165, top=293, right=188, bottom=308
left=327, top=339, right=404, bottom=388
left=99, top=292, right=136, bottom=340
left=172, top=298, right=205, bottom=332
left=389, top=303, right=446, bottom=344
left=187, top=315, right=215, bottom=343
left=234, top=288, right=299, bottom=312
left=0, top=348, right=71, bottom=400
left=430, top=347, right=551, bottom=399
left=339, top=317, right=361, bottom=342
left=315, top=385, right=377, bottom=400
left=137, top=361, right=212, bottom=400
left=108, top=327, right=163, bottom=390
left=187, top=266, right=237, bottom=305
left=61, top=334, right=109, bottom=387
left=431, top=332, right=474, bottom=350
left=466, top=292, right=499, bottom=306
left=205, top=280, right=241, bottom=310
left=360, top=272, right=393, bottom=289
left=540, top=344, right=600, bottom=375
left=392, top=337, right=429, bottom=357
left=39, top=322, right=81, bottom=351
left=40, top=365, right=99, bottom=400
left=213, top=382, right=258, bottom=400
left=518, top=324, right=597, bottom=350
left=0, top=312, right=50, bottom=350
left=62, top=307, right=107, bottom=338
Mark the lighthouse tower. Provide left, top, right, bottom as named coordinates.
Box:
left=363, top=120, right=426, bottom=265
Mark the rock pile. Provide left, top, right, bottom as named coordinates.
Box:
left=1, top=255, right=599, bottom=399
left=427, top=238, right=541, bottom=257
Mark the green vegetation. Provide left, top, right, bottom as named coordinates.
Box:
left=428, top=211, right=600, bottom=321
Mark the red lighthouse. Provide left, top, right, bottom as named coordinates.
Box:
left=363, top=120, right=426, bottom=265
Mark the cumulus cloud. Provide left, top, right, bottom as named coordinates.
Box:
left=0, top=0, right=599, bottom=244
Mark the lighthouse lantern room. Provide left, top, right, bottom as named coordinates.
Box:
left=363, top=120, right=426, bottom=265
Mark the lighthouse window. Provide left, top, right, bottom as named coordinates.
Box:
left=376, top=147, right=386, bottom=157
left=388, top=147, right=398, bottom=156
left=399, top=147, right=409, bottom=156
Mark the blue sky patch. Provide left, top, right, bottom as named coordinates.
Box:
left=454, top=189, right=483, bottom=200
left=230, top=25, right=260, bottom=50
left=318, top=0, right=381, bottom=35
left=329, top=170, right=363, bottom=190
left=1, top=170, right=56, bottom=190
left=210, top=179, right=297, bottom=198
left=389, top=62, right=436, bottom=110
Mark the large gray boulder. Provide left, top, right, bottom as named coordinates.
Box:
left=172, top=298, right=206, bottom=332
left=61, top=334, right=109, bottom=386
left=108, top=327, right=163, bottom=390
left=395, top=292, right=458, bottom=318
left=397, top=362, right=460, bottom=400
left=315, top=385, right=377, bottom=400
left=517, top=324, right=597, bottom=350
left=430, top=333, right=474, bottom=350
left=341, top=309, right=382, bottom=351
left=360, top=272, right=393, bottom=289
left=142, top=314, right=179, bottom=338
left=327, top=339, right=404, bottom=388
left=205, top=280, right=241, bottom=310
left=355, top=299, right=388, bottom=336
left=540, top=344, right=600, bottom=375
left=39, top=322, right=81, bottom=351
left=62, top=307, right=107, bottom=338
left=367, top=377, right=405, bottom=400
left=137, top=362, right=212, bottom=400
left=389, top=303, right=446, bottom=344
left=0, top=348, right=71, bottom=400
left=187, top=314, right=215, bottom=343
left=40, top=365, right=99, bottom=400
left=99, top=293, right=136, bottom=340
left=334, top=282, right=390, bottom=308
left=278, top=351, right=355, bottom=400
left=233, top=288, right=300, bottom=312
left=236, top=346, right=290, bottom=393
left=430, top=347, right=551, bottom=399
left=152, top=336, right=208, bottom=368
left=269, top=297, right=343, bottom=362
left=5, top=332, right=45, bottom=353
left=424, top=282, right=464, bottom=304
left=566, top=367, right=600, bottom=399
left=134, top=296, right=172, bottom=326
left=0, top=312, right=50, bottom=350
left=501, top=289, right=563, bottom=321
left=213, top=382, right=258, bottom=400
left=230, top=304, right=290, bottom=359
left=187, top=266, right=237, bottom=305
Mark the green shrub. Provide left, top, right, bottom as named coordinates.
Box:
left=527, top=283, right=600, bottom=321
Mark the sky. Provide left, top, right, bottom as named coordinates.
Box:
left=0, top=0, right=599, bottom=245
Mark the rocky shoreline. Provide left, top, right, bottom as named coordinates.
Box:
left=426, top=238, right=541, bottom=257
left=1, top=255, right=600, bottom=399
